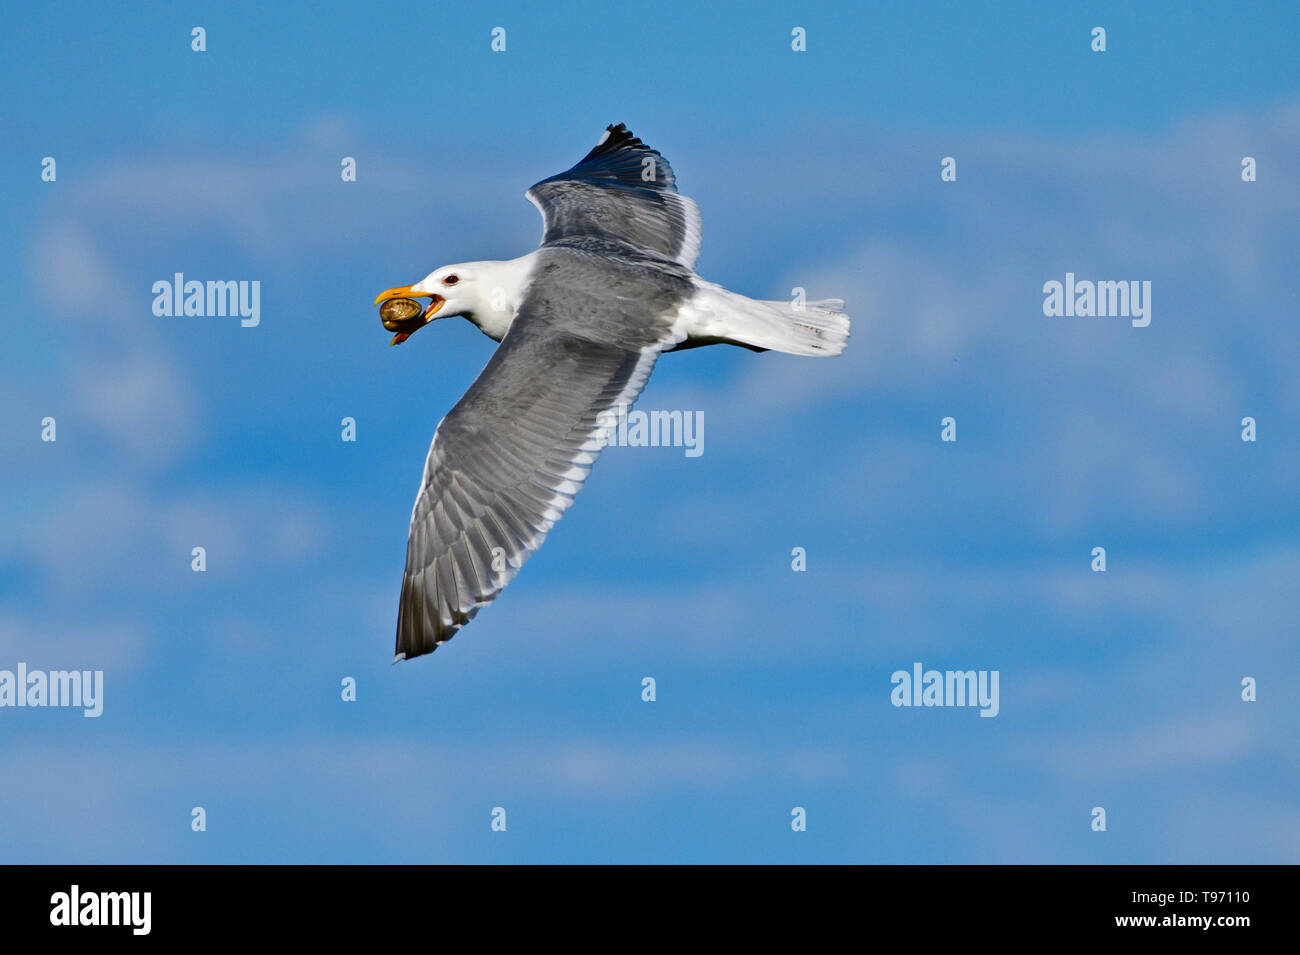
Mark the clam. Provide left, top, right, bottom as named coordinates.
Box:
left=379, top=297, right=423, bottom=330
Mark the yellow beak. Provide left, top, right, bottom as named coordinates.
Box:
left=374, top=285, right=445, bottom=346
left=374, top=285, right=419, bottom=307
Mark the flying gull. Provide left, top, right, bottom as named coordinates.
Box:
left=374, top=123, right=850, bottom=661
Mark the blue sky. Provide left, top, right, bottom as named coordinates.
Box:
left=1, top=1, right=1297, bottom=862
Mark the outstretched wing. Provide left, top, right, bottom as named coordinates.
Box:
left=394, top=259, right=685, bottom=661
left=526, top=123, right=702, bottom=269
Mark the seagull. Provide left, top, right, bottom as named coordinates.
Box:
left=374, top=123, right=850, bottom=661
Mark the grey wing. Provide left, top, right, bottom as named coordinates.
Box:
left=525, top=123, right=702, bottom=269
left=395, top=310, right=665, bottom=661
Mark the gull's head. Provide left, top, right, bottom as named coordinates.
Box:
left=374, top=264, right=485, bottom=346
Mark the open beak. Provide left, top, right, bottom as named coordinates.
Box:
left=374, top=285, right=445, bottom=346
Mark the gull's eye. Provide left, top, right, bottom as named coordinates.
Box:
left=443, top=274, right=459, bottom=286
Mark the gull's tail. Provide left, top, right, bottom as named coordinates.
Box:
left=679, top=281, right=851, bottom=357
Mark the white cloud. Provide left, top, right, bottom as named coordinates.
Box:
left=1046, top=711, right=1260, bottom=778
left=11, top=482, right=331, bottom=599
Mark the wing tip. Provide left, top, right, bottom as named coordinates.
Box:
left=529, top=122, right=679, bottom=201
left=587, top=122, right=665, bottom=169
left=597, top=122, right=640, bottom=152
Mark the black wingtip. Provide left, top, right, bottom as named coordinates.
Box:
left=596, top=122, right=645, bottom=154
left=533, top=121, right=678, bottom=194
left=580, top=123, right=666, bottom=171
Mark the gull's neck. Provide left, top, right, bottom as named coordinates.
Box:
left=467, top=252, right=539, bottom=341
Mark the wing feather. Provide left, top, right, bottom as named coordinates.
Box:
left=394, top=307, right=667, bottom=660
left=526, top=123, right=703, bottom=268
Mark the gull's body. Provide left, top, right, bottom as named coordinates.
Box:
left=376, top=124, right=850, bottom=661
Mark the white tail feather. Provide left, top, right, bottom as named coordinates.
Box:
left=679, top=282, right=851, bottom=356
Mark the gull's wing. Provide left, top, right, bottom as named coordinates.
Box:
left=394, top=253, right=688, bottom=661
left=526, top=123, right=702, bottom=269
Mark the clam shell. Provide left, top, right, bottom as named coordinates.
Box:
left=380, top=297, right=423, bottom=330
